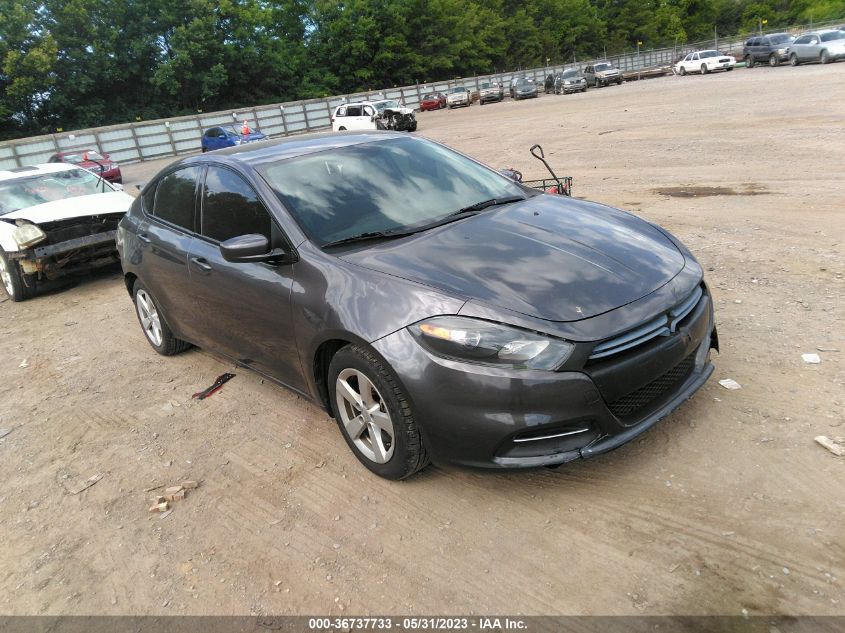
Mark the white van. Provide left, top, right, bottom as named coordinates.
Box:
left=331, top=100, right=417, bottom=132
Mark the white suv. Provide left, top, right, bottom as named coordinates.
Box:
left=331, top=100, right=417, bottom=132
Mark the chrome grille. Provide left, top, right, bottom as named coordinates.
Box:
left=588, top=286, right=703, bottom=361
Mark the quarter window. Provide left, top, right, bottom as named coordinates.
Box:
left=152, top=167, right=199, bottom=231
left=201, top=166, right=272, bottom=243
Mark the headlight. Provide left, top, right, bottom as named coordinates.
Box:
left=778, top=48, right=788, bottom=54
left=409, top=316, right=574, bottom=370
left=12, top=224, right=46, bottom=249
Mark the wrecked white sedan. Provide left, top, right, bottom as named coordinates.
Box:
left=0, top=163, right=134, bottom=301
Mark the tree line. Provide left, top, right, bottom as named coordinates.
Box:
left=1, top=0, right=842, bottom=140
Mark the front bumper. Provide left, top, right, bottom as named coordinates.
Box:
left=561, top=82, right=586, bottom=93
left=447, top=98, right=469, bottom=107
left=479, top=93, right=502, bottom=103
left=8, top=231, right=119, bottom=278
left=372, top=289, right=716, bottom=470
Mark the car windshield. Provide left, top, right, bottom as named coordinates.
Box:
left=448, top=87, right=466, bottom=94
left=562, top=70, right=578, bottom=78
left=594, top=63, right=611, bottom=71
left=373, top=100, right=400, bottom=112
left=0, top=168, right=108, bottom=216
left=699, top=51, right=720, bottom=58
left=422, top=94, right=436, bottom=100
left=259, top=137, right=525, bottom=246
left=516, top=79, right=533, bottom=86
left=821, top=31, right=845, bottom=42
left=63, top=151, right=105, bottom=163
left=769, top=34, right=793, bottom=44
left=480, top=83, right=491, bottom=89
left=221, top=126, right=240, bottom=135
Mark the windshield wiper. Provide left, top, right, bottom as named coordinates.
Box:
left=321, top=229, right=413, bottom=249
left=447, top=195, right=525, bottom=218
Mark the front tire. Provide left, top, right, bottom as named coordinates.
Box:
left=820, top=50, right=830, bottom=64
left=790, top=54, right=800, bottom=66
left=338, top=126, right=347, bottom=131
left=679, top=66, right=686, bottom=76
left=700, top=64, right=708, bottom=75
left=132, top=280, right=191, bottom=356
left=0, top=248, right=36, bottom=302
left=329, top=345, right=429, bottom=480
left=769, top=54, right=779, bottom=67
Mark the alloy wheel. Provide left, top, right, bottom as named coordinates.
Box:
left=335, top=368, right=395, bottom=464
left=135, top=289, right=163, bottom=347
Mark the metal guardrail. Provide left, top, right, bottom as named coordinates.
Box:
left=1, top=17, right=841, bottom=170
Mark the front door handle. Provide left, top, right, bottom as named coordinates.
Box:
left=191, top=256, right=212, bottom=272
left=137, top=233, right=151, bottom=244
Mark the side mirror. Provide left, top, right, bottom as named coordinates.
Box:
left=219, top=234, right=294, bottom=264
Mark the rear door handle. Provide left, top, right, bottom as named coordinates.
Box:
left=191, top=256, right=212, bottom=272
left=137, top=233, right=151, bottom=244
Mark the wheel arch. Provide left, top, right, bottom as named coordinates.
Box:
left=124, top=272, right=138, bottom=297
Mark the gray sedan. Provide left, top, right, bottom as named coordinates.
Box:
left=119, top=132, right=717, bottom=479
left=789, top=30, right=845, bottom=65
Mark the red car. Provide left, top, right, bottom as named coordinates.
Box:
left=420, top=92, right=446, bottom=111
left=49, top=149, right=122, bottom=184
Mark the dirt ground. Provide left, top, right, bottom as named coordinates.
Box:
left=1, top=63, right=843, bottom=617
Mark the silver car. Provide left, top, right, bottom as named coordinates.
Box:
left=446, top=86, right=472, bottom=108
left=554, top=69, right=587, bottom=94
left=788, top=30, right=845, bottom=65
left=478, top=82, right=504, bottom=104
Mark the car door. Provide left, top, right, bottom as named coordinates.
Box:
left=805, top=35, right=821, bottom=60
left=137, top=166, right=199, bottom=340
left=343, top=105, right=361, bottom=130
left=187, top=164, right=305, bottom=391
left=362, top=105, right=377, bottom=129
left=792, top=35, right=812, bottom=60
left=204, top=128, right=221, bottom=151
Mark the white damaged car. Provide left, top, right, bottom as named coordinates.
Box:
left=0, top=163, right=134, bottom=301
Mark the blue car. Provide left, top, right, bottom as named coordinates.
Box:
left=201, top=126, right=267, bottom=152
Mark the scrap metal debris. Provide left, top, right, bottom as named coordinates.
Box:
left=802, top=353, right=821, bottom=364
left=814, top=436, right=844, bottom=457
left=192, top=373, right=236, bottom=400
left=0, top=428, right=13, bottom=440
left=67, top=473, right=104, bottom=495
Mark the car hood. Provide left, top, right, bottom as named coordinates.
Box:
left=596, top=69, right=619, bottom=75
left=243, top=132, right=267, bottom=141
left=1, top=191, right=134, bottom=224
left=341, top=196, right=687, bottom=322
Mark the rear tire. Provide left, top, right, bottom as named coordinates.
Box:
left=790, top=54, right=800, bottom=66
left=769, top=54, right=779, bottom=67
left=0, top=247, right=36, bottom=302
left=679, top=66, right=686, bottom=76
left=132, top=280, right=191, bottom=356
left=745, top=55, right=755, bottom=68
left=328, top=345, right=429, bottom=480
left=338, top=126, right=346, bottom=131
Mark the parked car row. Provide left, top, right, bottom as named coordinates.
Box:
left=744, top=30, right=845, bottom=67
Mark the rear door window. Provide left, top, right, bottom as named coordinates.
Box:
left=152, top=167, right=199, bottom=231
left=200, top=166, right=272, bottom=243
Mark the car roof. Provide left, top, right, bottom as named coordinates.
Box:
left=182, top=131, right=408, bottom=167
left=0, top=162, right=80, bottom=182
